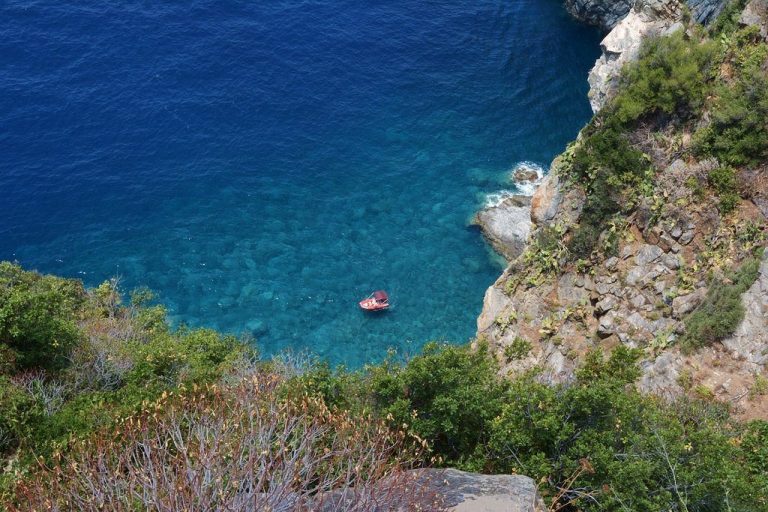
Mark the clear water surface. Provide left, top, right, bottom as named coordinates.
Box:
left=0, top=0, right=600, bottom=366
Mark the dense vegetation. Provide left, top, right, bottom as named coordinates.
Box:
left=2, top=263, right=767, bottom=511
left=301, top=343, right=768, bottom=511
left=681, top=251, right=762, bottom=352
left=559, top=13, right=768, bottom=261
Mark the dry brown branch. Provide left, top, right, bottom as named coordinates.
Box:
left=8, top=373, right=444, bottom=512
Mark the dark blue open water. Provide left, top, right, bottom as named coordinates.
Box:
left=0, top=1, right=599, bottom=366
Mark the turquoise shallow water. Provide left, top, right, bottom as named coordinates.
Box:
left=0, top=0, right=600, bottom=366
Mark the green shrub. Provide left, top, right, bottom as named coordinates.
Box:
left=708, top=166, right=740, bottom=213
left=0, top=263, right=85, bottom=371
left=709, top=0, right=750, bottom=37
left=695, top=67, right=768, bottom=166
left=612, top=30, right=718, bottom=126
left=681, top=255, right=762, bottom=351
left=369, top=341, right=508, bottom=469
left=504, top=337, right=532, bottom=361
left=567, top=126, right=650, bottom=258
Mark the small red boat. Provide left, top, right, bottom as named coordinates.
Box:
left=359, top=290, right=390, bottom=311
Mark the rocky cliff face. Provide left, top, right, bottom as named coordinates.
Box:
left=578, top=0, right=729, bottom=112
left=565, top=0, right=634, bottom=30
left=477, top=2, right=768, bottom=419
left=565, top=0, right=728, bottom=30
left=588, top=0, right=685, bottom=112
left=477, top=151, right=768, bottom=420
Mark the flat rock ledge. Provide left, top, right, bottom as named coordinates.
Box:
left=474, top=195, right=532, bottom=261
left=421, top=468, right=545, bottom=512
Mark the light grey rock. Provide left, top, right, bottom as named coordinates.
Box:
left=626, top=266, right=647, bottom=286
left=420, top=468, right=545, bottom=512
left=662, top=253, right=681, bottom=270
left=722, top=251, right=768, bottom=366
left=639, top=350, right=684, bottom=397
left=588, top=0, right=685, bottom=112
left=635, top=244, right=665, bottom=266
left=599, top=311, right=618, bottom=336
left=679, top=229, right=695, bottom=245
left=564, top=0, right=633, bottom=30
left=596, top=294, right=619, bottom=313
left=475, top=195, right=532, bottom=261
left=672, top=289, right=706, bottom=318
left=477, top=283, right=511, bottom=333
left=530, top=173, right=562, bottom=226
left=627, top=311, right=653, bottom=333
left=558, top=273, right=589, bottom=303
left=740, top=0, right=768, bottom=39
left=630, top=292, right=648, bottom=308
left=620, top=244, right=636, bottom=259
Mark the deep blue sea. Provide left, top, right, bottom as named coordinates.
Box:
left=0, top=1, right=599, bottom=366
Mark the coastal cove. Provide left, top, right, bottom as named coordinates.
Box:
left=0, top=0, right=600, bottom=366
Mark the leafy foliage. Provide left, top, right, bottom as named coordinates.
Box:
left=368, top=341, right=508, bottom=469
left=708, top=166, right=740, bottom=213
left=694, top=41, right=768, bottom=166
left=0, top=262, right=85, bottom=372
left=612, top=30, right=718, bottom=126
left=681, top=253, right=762, bottom=352
left=567, top=124, right=652, bottom=259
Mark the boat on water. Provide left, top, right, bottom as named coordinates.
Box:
left=359, top=290, right=390, bottom=311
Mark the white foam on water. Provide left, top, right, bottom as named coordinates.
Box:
left=481, top=161, right=546, bottom=207
left=483, top=189, right=517, bottom=208
left=510, top=161, right=545, bottom=196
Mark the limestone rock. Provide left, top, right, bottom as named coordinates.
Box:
left=588, top=0, right=684, bottom=112
left=564, top=0, right=633, bottom=30
left=530, top=173, right=563, bottom=226
left=639, top=350, right=684, bottom=397
left=477, top=280, right=511, bottom=333
left=420, top=468, right=545, bottom=512
left=687, top=0, right=730, bottom=25
left=672, top=289, right=706, bottom=319
left=740, top=0, right=768, bottom=39
left=474, top=196, right=532, bottom=261
left=564, top=0, right=727, bottom=31
left=721, top=251, right=768, bottom=366
left=635, top=244, right=664, bottom=265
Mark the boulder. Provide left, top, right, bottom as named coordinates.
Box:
left=474, top=196, right=532, bottom=261
left=530, top=173, right=562, bottom=226
left=740, top=0, right=768, bottom=39
left=635, top=244, right=665, bottom=266
left=420, top=468, right=545, bottom=512
left=513, top=165, right=540, bottom=186
left=672, top=289, right=706, bottom=318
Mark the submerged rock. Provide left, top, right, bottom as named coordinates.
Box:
left=474, top=195, right=532, bottom=261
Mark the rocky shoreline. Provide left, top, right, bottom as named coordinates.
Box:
left=474, top=0, right=768, bottom=421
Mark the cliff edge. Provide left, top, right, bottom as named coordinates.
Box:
left=477, top=0, right=768, bottom=420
